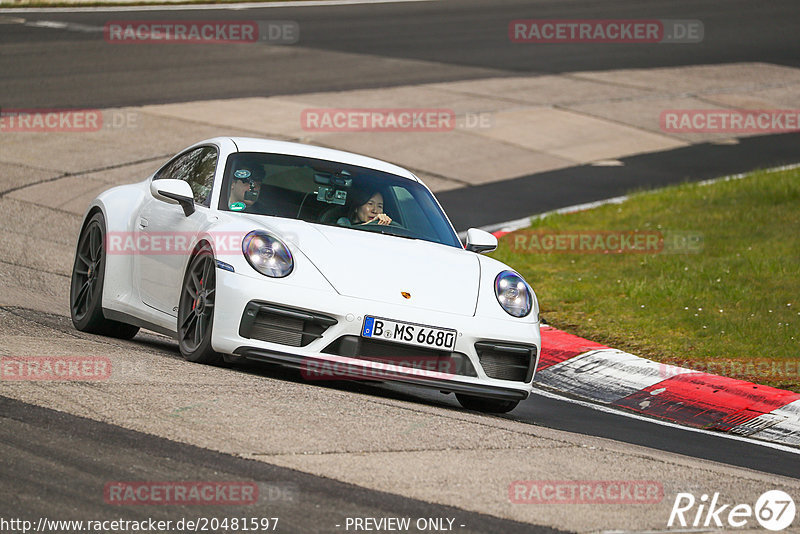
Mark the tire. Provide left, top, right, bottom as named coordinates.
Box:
left=70, top=212, right=140, bottom=340
left=456, top=393, right=520, bottom=414
left=177, top=244, right=222, bottom=364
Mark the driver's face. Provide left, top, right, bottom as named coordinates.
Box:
left=355, top=193, right=384, bottom=223
left=231, top=179, right=260, bottom=206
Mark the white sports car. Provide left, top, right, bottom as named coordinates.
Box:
left=70, top=137, right=541, bottom=413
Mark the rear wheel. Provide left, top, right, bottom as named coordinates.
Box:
left=70, top=212, right=140, bottom=339
left=456, top=393, right=519, bottom=414
left=178, top=244, right=221, bottom=364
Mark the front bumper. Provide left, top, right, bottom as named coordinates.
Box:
left=233, top=346, right=529, bottom=401
left=212, top=268, right=540, bottom=399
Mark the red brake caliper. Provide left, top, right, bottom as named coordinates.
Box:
left=193, top=278, right=203, bottom=310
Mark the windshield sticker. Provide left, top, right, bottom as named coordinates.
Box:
left=229, top=202, right=246, bottom=211
left=234, top=169, right=251, bottom=179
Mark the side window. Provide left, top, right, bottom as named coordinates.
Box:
left=153, top=146, right=218, bottom=207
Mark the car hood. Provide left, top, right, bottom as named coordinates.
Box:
left=246, top=217, right=480, bottom=316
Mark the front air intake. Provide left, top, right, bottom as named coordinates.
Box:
left=239, top=301, right=336, bottom=347
left=475, top=341, right=537, bottom=382
left=322, top=336, right=478, bottom=377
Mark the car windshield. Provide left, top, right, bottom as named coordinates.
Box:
left=219, top=152, right=462, bottom=248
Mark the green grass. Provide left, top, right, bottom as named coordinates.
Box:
left=490, top=167, right=800, bottom=392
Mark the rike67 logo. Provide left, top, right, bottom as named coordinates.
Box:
left=668, top=490, right=796, bottom=531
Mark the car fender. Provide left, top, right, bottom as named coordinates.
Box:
left=79, top=180, right=150, bottom=312
left=196, top=214, right=339, bottom=294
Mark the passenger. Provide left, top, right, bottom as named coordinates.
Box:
left=339, top=190, right=392, bottom=226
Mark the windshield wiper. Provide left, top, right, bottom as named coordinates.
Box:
left=377, top=230, right=418, bottom=240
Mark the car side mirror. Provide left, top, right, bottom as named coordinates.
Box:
left=150, top=179, right=195, bottom=217
left=465, top=228, right=497, bottom=253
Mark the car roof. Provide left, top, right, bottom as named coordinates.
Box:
left=225, top=137, right=420, bottom=182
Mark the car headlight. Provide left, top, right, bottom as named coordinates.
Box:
left=242, top=230, right=293, bottom=278
left=494, top=270, right=532, bottom=317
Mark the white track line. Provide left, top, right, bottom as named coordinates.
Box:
left=467, top=162, right=800, bottom=238
left=531, top=387, right=800, bottom=455
left=24, top=19, right=102, bottom=31
left=0, top=0, right=434, bottom=13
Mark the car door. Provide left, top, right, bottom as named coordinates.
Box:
left=136, top=146, right=218, bottom=315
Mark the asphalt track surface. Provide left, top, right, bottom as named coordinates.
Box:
left=441, top=131, right=800, bottom=230
left=376, top=383, right=800, bottom=479
left=1, top=306, right=798, bottom=530
left=3, top=0, right=800, bottom=225
left=0, top=395, right=563, bottom=534
left=2, top=0, right=800, bottom=529
left=1, top=0, right=800, bottom=108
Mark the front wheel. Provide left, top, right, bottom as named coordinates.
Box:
left=70, top=212, right=139, bottom=339
left=178, top=245, right=222, bottom=364
left=456, top=393, right=519, bottom=414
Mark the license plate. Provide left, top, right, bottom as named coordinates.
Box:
left=361, top=316, right=457, bottom=351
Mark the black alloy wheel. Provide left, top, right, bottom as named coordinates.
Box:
left=178, top=244, right=221, bottom=364
left=70, top=212, right=139, bottom=339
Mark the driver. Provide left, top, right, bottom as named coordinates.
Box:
left=339, top=189, right=392, bottom=226
left=228, top=163, right=265, bottom=211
